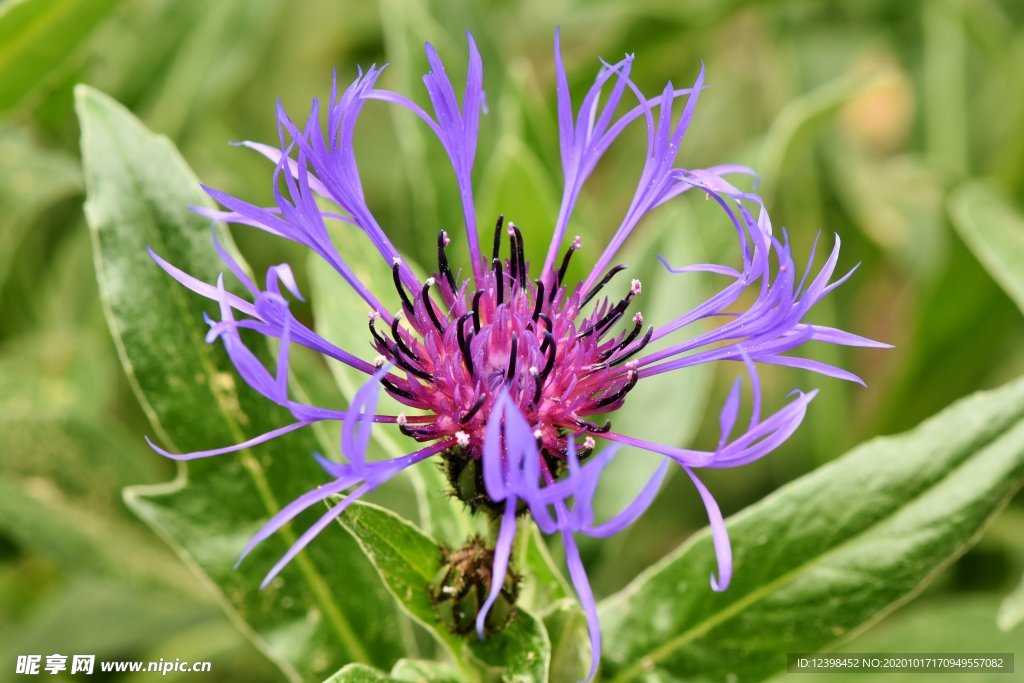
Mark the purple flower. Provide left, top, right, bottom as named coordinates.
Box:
left=148, top=29, right=885, bottom=680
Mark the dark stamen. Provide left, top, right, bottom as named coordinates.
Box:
left=437, top=231, right=456, bottom=292
left=472, top=291, right=483, bottom=332
left=578, top=290, right=635, bottom=340
left=609, top=326, right=654, bottom=367
left=457, top=313, right=475, bottom=379
left=532, top=280, right=545, bottom=321
left=601, top=315, right=644, bottom=360
left=536, top=313, right=553, bottom=333
left=506, top=333, right=518, bottom=382
left=531, top=367, right=546, bottom=405
left=422, top=282, right=445, bottom=334
left=459, top=395, right=486, bottom=423
left=395, top=354, right=433, bottom=382
left=508, top=230, right=520, bottom=288
left=368, top=317, right=390, bottom=351
left=580, top=264, right=627, bottom=307
left=593, top=370, right=639, bottom=408
left=492, top=215, right=504, bottom=261
left=554, top=238, right=579, bottom=301
left=381, top=376, right=415, bottom=400
left=510, top=222, right=527, bottom=284
left=575, top=418, right=612, bottom=433
left=492, top=258, right=504, bottom=306
left=391, top=316, right=421, bottom=361
left=392, top=261, right=415, bottom=314
left=539, top=331, right=556, bottom=382
left=398, top=422, right=434, bottom=439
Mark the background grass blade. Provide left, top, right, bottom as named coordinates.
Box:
left=0, top=0, right=120, bottom=113
left=949, top=181, right=1024, bottom=316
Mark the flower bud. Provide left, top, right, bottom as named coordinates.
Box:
left=429, top=536, right=519, bottom=636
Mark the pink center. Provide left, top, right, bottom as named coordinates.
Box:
left=371, top=219, right=651, bottom=460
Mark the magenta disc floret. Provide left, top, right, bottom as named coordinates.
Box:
left=371, top=217, right=648, bottom=465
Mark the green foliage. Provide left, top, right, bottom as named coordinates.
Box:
left=599, top=376, right=1024, bottom=682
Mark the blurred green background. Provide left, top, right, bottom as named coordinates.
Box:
left=3, top=0, right=1024, bottom=680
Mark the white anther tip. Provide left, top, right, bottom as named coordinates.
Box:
left=630, top=279, right=642, bottom=295
left=397, top=413, right=408, bottom=426
left=455, top=431, right=471, bottom=447
left=583, top=436, right=596, bottom=449
left=373, top=355, right=387, bottom=367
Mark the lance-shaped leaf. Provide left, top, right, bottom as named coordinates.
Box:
left=323, top=659, right=462, bottom=683
left=77, top=85, right=406, bottom=681
left=599, top=376, right=1024, bottom=682
left=337, top=501, right=551, bottom=682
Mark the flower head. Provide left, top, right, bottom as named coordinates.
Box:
left=148, top=29, right=886, bottom=680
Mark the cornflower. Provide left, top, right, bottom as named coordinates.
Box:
left=147, top=29, right=884, bottom=680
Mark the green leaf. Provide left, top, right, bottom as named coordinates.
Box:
left=599, top=376, right=1024, bottom=682
left=77, top=85, right=406, bottom=681
left=323, top=659, right=462, bottom=683
left=0, top=0, right=120, bottom=113
left=338, top=502, right=551, bottom=682
left=324, top=663, right=394, bottom=683
left=949, top=181, right=1024, bottom=316
left=389, top=659, right=461, bottom=682
left=541, top=600, right=589, bottom=683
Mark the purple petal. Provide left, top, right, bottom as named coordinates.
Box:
left=718, top=377, right=742, bottom=449
left=475, top=497, right=519, bottom=638
left=144, top=421, right=310, bottom=461
left=148, top=248, right=258, bottom=318
left=683, top=467, right=732, bottom=591
left=259, top=482, right=372, bottom=588
left=237, top=475, right=359, bottom=565
left=560, top=527, right=601, bottom=682
left=586, top=459, right=668, bottom=538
